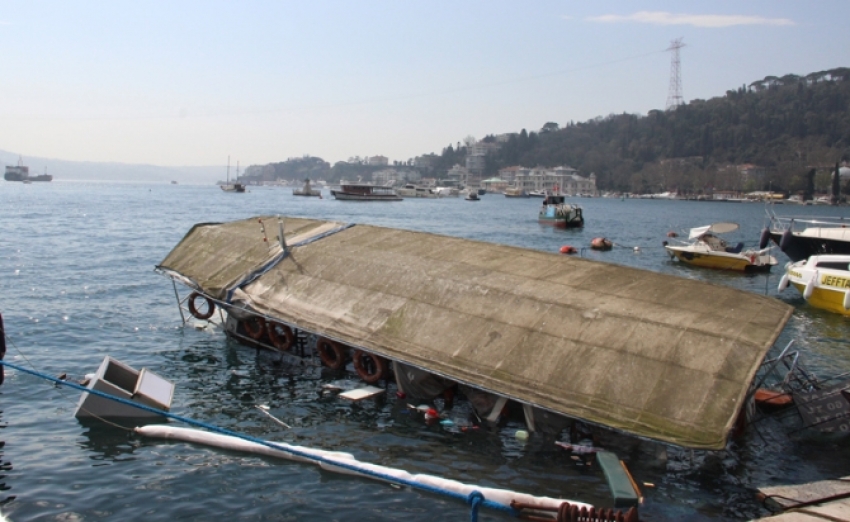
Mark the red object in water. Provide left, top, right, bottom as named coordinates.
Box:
left=559, top=245, right=577, bottom=254
left=667, top=231, right=678, bottom=238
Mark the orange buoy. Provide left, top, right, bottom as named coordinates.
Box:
left=666, top=231, right=678, bottom=238
left=559, top=245, right=577, bottom=254
left=590, top=237, right=613, bottom=250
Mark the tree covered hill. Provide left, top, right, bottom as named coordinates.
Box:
left=242, top=67, right=849, bottom=195
left=480, top=67, right=850, bottom=194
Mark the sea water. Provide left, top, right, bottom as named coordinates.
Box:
left=1, top=181, right=850, bottom=521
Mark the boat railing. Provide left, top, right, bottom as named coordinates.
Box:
left=766, top=205, right=850, bottom=233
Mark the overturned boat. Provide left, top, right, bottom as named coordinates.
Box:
left=156, top=215, right=792, bottom=451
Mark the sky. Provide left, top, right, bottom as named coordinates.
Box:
left=1, top=1, right=848, bottom=168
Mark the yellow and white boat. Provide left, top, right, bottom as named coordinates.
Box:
left=779, top=254, right=850, bottom=315
left=664, top=222, right=778, bottom=272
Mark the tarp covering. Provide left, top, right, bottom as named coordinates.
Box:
left=689, top=222, right=740, bottom=240
left=157, top=216, right=793, bottom=450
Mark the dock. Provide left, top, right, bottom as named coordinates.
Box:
left=752, top=476, right=850, bottom=521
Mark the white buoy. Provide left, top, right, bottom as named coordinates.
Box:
left=135, top=425, right=590, bottom=512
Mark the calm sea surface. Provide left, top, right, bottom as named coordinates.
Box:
left=2, top=181, right=849, bottom=521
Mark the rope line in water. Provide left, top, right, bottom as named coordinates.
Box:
left=0, top=359, right=516, bottom=520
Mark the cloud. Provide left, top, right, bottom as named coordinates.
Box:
left=586, top=11, right=795, bottom=28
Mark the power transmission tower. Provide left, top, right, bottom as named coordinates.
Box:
left=666, top=38, right=685, bottom=110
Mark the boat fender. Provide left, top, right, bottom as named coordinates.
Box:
left=316, top=337, right=346, bottom=370
left=779, top=229, right=793, bottom=252
left=803, top=271, right=817, bottom=300
left=242, top=316, right=267, bottom=340
left=267, top=322, right=295, bottom=351
left=844, top=289, right=850, bottom=310
left=777, top=273, right=790, bottom=292
left=352, top=350, right=388, bottom=384
left=559, top=245, right=577, bottom=255
left=758, top=228, right=771, bottom=249
left=188, top=292, right=215, bottom=320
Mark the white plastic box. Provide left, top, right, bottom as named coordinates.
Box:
left=74, top=356, right=174, bottom=419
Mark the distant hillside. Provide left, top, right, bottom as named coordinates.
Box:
left=478, top=67, right=850, bottom=194
left=0, top=150, right=223, bottom=184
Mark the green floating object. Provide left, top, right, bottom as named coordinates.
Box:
left=595, top=451, right=639, bottom=508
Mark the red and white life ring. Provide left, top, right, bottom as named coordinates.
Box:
left=188, top=292, right=215, bottom=320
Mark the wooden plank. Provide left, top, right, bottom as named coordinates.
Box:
left=758, top=478, right=850, bottom=510
left=595, top=451, right=639, bottom=508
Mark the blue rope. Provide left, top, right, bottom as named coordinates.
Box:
left=467, top=490, right=485, bottom=522
left=0, top=359, right=519, bottom=518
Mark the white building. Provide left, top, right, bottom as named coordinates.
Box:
left=511, top=166, right=596, bottom=195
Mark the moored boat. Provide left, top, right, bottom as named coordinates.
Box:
left=779, top=254, right=850, bottom=315
left=292, top=178, right=321, bottom=197
left=504, top=187, right=529, bottom=198
left=538, top=191, right=583, bottom=228
left=331, top=184, right=402, bottom=201
left=220, top=157, right=246, bottom=193
left=396, top=184, right=439, bottom=198
left=665, top=222, right=777, bottom=272
left=760, top=205, right=850, bottom=262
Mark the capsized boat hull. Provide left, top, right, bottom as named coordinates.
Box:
left=782, top=255, right=850, bottom=315
left=157, top=215, right=793, bottom=450
left=665, top=246, right=776, bottom=272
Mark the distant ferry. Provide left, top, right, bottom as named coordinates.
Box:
left=330, top=184, right=401, bottom=201
left=4, top=157, right=53, bottom=182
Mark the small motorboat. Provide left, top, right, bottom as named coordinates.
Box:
left=664, top=222, right=777, bottom=272
left=779, top=254, right=850, bottom=315
left=464, top=191, right=479, bottom=201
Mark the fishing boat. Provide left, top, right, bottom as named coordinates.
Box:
left=156, top=215, right=793, bottom=452
left=779, top=254, right=850, bottom=315
left=664, top=222, right=777, bottom=272
left=464, top=190, right=479, bottom=201
left=220, top=157, right=246, bottom=193
left=760, top=205, right=850, bottom=262
left=292, top=178, right=321, bottom=197
left=538, top=191, right=583, bottom=228
left=330, top=184, right=401, bottom=201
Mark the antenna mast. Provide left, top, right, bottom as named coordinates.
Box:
left=666, top=38, right=685, bottom=110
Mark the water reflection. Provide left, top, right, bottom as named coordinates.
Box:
left=77, top=421, right=143, bottom=463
